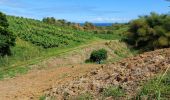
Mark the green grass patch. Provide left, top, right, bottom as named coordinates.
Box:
left=69, top=93, right=93, bottom=100
left=39, top=95, right=46, bottom=100
left=134, top=71, right=170, bottom=100
left=0, top=66, right=29, bottom=79
left=102, top=86, right=125, bottom=98
left=94, top=33, right=123, bottom=40
left=0, top=38, right=103, bottom=79
left=0, top=15, right=130, bottom=80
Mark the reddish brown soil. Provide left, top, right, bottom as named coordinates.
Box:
left=0, top=64, right=99, bottom=100
left=0, top=47, right=169, bottom=100
left=45, top=48, right=170, bottom=100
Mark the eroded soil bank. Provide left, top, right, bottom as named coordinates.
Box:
left=45, top=48, right=170, bottom=100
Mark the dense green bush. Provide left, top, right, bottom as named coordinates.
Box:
left=125, top=12, right=170, bottom=51
left=0, top=12, right=15, bottom=56
left=42, top=17, right=68, bottom=26
left=42, top=17, right=56, bottom=24
left=90, top=49, right=107, bottom=64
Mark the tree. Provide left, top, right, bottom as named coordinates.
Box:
left=125, top=12, right=170, bottom=51
left=0, top=12, right=16, bottom=56
left=42, top=17, right=56, bottom=24
left=83, top=22, right=96, bottom=30
left=57, top=19, right=66, bottom=26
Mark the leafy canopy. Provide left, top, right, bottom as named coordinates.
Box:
left=0, top=12, right=15, bottom=56
left=125, top=12, right=170, bottom=51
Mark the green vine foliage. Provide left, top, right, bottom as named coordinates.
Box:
left=7, top=16, right=93, bottom=49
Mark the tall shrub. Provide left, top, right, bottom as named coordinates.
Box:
left=0, top=12, right=16, bottom=56
left=125, top=13, right=170, bottom=51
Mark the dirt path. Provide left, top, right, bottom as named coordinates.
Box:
left=0, top=40, right=131, bottom=100
left=0, top=64, right=99, bottom=100
left=0, top=41, right=108, bottom=100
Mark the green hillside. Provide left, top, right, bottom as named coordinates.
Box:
left=0, top=15, right=126, bottom=79
left=7, top=16, right=94, bottom=48
left=0, top=16, right=100, bottom=79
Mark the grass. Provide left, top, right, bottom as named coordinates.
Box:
left=0, top=66, right=29, bottom=79
left=0, top=39, right=39, bottom=67
left=66, top=86, right=125, bottom=100
left=69, top=93, right=93, bottom=100
left=39, top=95, right=46, bottom=100
left=85, top=40, right=138, bottom=64
left=105, top=40, right=138, bottom=64
left=134, top=67, right=170, bottom=100
left=102, top=86, right=125, bottom=98
left=0, top=38, right=103, bottom=79
left=94, top=33, right=123, bottom=40
left=0, top=16, right=129, bottom=79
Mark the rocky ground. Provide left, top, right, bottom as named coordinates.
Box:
left=45, top=48, right=170, bottom=100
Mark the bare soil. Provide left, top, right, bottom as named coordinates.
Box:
left=45, top=48, right=170, bottom=100
left=0, top=64, right=99, bottom=100
left=2, top=41, right=169, bottom=100
left=0, top=40, right=128, bottom=100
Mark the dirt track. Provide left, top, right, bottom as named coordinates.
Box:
left=0, top=41, right=132, bottom=100
left=0, top=64, right=99, bottom=100
left=0, top=41, right=113, bottom=100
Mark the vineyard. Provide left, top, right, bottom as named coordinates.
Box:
left=7, top=16, right=94, bottom=48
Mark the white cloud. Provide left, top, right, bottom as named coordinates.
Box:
left=0, top=0, right=20, bottom=8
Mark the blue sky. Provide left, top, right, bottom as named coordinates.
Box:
left=0, top=0, right=169, bottom=23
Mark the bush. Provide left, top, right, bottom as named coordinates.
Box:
left=0, top=12, right=16, bottom=56
left=90, top=49, right=107, bottom=64
left=125, top=12, right=170, bottom=51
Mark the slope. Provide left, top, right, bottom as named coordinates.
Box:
left=7, top=16, right=94, bottom=48
left=0, top=16, right=100, bottom=79
left=45, top=48, right=170, bottom=100
left=0, top=40, right=133, bottom=100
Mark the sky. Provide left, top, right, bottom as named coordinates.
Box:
left=0, top=0, right=169, bottom=23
